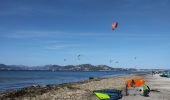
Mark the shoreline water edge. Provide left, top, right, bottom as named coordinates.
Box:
left=0, top=71, right=129, bottom=92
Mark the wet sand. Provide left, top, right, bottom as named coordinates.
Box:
left=0, top=74, right=169, bottom=100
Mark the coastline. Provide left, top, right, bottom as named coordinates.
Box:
left=0, top=70, right=128, bottom=92
left=0, top=74, right=145, bottom=100
left=1, top=73, right=169, bottom=100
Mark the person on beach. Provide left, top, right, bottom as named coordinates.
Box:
left=130, top=80, right=135, bottom=88
left=152, top=71, right=155, bottom=76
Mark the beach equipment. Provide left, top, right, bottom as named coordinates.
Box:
left=126, top=79, right=145, bottom=87
left=137, top=85, right=150, bottom=97
left=125, top=79, right=146, bottom=96
left=94, top=89, right=122, bottom=100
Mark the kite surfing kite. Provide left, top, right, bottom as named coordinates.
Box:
left=77, top=54, right=81, bottom=60
left=112, top=21, right=118, bottom=30
left=109, top=59, right=114, bottom=64
left=64, top=59, right=66, bottom=62
left=115, top=61, right=119, bottom=64
left=134, top=57, right=137, bottom=60
left=126, top=79, right=145, bottom=88
left=94, top=89, right=122, bottom=100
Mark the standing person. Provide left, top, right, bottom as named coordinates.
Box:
left=130, top=80, right=135, bottom=88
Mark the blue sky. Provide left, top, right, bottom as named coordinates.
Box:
left=0, top=0, right=170, bottom=69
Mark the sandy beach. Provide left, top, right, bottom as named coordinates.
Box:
left=0, top=74, right=170, bottom=100
left=121, top=74, right=170, bottom=100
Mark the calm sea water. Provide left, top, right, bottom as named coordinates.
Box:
left=0, top=71, right=126, bottom=91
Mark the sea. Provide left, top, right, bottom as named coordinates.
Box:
left=0, top=70, right=127, bottom=91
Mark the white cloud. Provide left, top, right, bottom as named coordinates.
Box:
left=1, top=30, right=64, bottom=39
left=44, top=44, right=78, bottom=50
left=1, top=30, right=170, bottom=40
left=0, top=30, right=110, bottom=39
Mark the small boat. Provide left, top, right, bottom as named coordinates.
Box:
left=160, top=73, right=170, bottom=78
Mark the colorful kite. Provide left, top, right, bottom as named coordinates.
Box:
left=112, top=21, right=118, bottom=30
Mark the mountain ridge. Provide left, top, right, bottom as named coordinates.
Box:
left=0, top=64, right=125, bottom=71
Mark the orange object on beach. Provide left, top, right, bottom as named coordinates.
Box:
left=126, top=79, right=145, bottom=87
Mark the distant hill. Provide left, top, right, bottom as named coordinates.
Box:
left=0, top=64, right=28, bottom=70
left=0, top=64, right=125, bottom=71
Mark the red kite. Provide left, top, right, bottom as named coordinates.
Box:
left=112, top=21, right=118, bottom=30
